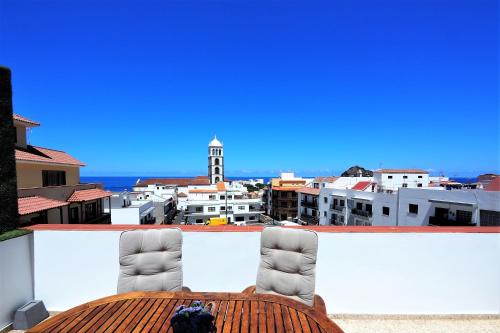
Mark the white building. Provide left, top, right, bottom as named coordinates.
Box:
left=318, top=187, right=500, bottom=226
left=105, top=192, right=156, bottom=225
left=184, top=181, right=263, bottom=225
left=373, top=169, right=430, bottom=192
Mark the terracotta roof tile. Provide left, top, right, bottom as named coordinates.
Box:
left=314, top=176, right=339, bottom=183
left=177, top=192, right=188, bottom=198
left=18, top=196, right=68, bottom=215
left=351, top=181, right=372, bottom=191
left=15, top=146, right=85, bottom=166
left=135, top=177, right=210, bottom=187
left=485, top=177, right=500, bottom=191
left=189, top=189, right=218, bottom=193
left=374, top=169, right=429, bottom=174
left=13, top=113, right=40, bottom=126
left=216, top=182, right=226, bottom=191
left=272, top=186, right=303, bottom=191
left=67, top=188, right=112, bottom=202
left=296, top=187, right=320, bottom=195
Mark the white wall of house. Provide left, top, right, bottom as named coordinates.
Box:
left=374, top=172, right=430, bottom=191
left=0, top=234, right=34, bottom=330
left=31, top=228, right=500, bottom=315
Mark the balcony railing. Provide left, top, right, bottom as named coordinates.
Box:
left=85, top=213, right=111, bottom=224
left=330, top=217, right=344, bottom=226
left=301, top=200, right=318, bottom=208
left=330, top=204, right=345, bottom=212
left=300, top=214, right=319, bottom=225
left=351, top=208, right=373, bottom=218
left=429, top=216, right=476, bottom=227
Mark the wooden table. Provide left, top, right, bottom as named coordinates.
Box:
left=28, top=291, right=344, bottom=333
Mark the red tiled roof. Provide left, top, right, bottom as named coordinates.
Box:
left=177, top=192, right=188, bottom=198
left=134, top=177, right=210, bottom=187
left=272, top=186, right=303, bottom=191
left=296, top=187, right=320, bottom=195
left=67, top=188, right=112, bottom=202
left=485, top=177, right=500, bottom=191
left=314, top=176, right=338, bottom=183
left=18, top=196, right=68, bottom=215
left=216, top=182, right=226, bottom=191
left=13, top=113, right=40, bottom=126
left=189, top=189, right=218, bottom=193
left=351, top=181, right=372, bottom=191
left=374, top=169, right=428, bottom=174
left=15, top=146, right=85, bottom=166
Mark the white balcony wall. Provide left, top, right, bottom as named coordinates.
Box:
left=32, top=229, right=500, bottom=315
left=0, top=234, right=34, bottom=330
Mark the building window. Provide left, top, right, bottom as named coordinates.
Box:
left=195, top=207, right=203, bottom=212
left=280, top=192, right=287, bottom=198
left=215, top=177, right=220, bottom=182
left=403, top=175, right=408, bottom=179
left=388, top=175, right=393, bottom=179
left=227, top=195, right=233, bottom=200
left=323, top=211, right=327, bottom=217
left=340, top=199, right=345, bottom=206
left=383, top=206, right=390, bottom=216
left=238, top=206, right=245, bottom=210
left=409, top=204, right=418, bottom=214
left=215, top=158, right=220, bottom=165
left=402, top=183, right=408, bottom=188
left=42, top=170, right=66, bottom=187
left=417, top=183, right=422, bottom=187
left=324, top=197, right=328, bottom=204
left=208, top=207, right=216, bottom=212
left=215, top=167, right=220, bottom=174
left=313, top=183, right=319, bottom=189
left=227, top=206, right=233, bottom=211
left=356, top=202, right=362, bottom=210
left=418, top=175, right=423, bottom=178
left=209, top=195, right=216, bottom=200
left=220, top=195, right=225, bottom=200
left=249, top=215, right=256, bottom=220
left=366, top=204, right=372, bottom=213
left=333, top=198, right=338, bottom=205
left=196, top=219, right=203, bottom=224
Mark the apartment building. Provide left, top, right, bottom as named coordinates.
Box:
left=14, top=114, right=111, bottom=225
left=319, top=187, right=500, bottom=226
left=267, top=173, right=309, bottom=221
left=373, top=169, right=430, bottom=192
left=184, top=182, right=263, bottom=225
left=105, top=192, right=156, bottom=225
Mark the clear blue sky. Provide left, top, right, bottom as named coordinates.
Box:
left=1, top=0, right=498, bottom=177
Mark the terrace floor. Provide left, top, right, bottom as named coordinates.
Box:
left=4, top=314, right=500, bottom=333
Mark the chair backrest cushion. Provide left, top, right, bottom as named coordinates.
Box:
left=256, top=227, right=318, bottom=306
left=117, top=228, right=183, bottom=293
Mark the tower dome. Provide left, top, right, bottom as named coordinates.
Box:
left=208, top=135, right=223, bottom=147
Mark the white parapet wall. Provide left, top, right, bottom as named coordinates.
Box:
left=30, top=226, right=500, bottom=315
left=0, top=233, right=34, bottom=330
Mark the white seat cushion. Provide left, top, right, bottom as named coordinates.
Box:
left=117, top=228, right=183, bottom=293
left=256, top=227, right=318, bottom=306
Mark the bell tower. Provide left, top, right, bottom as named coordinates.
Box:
left=208, top=135, right=223, bottom=184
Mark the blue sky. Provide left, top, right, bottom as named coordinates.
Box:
left=1, top=0, right=498, bottom=177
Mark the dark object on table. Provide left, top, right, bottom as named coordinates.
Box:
left=171, top=301, right=216, bottom=333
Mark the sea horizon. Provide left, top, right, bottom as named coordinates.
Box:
left=81, top=175, right=480, bottom=192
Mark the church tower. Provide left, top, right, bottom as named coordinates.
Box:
left=208, top=135, right=224, bottom=184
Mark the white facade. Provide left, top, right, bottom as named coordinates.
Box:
left=318, top=187, right=500, bottom=226
left=373, top=170, right=430, bottom=192
left=105, top=193, right=156, bottom=224
left=184, top=183, right=263, bottom=225
left=30, top=228, right=500, bottom=315
left=208, top=136, right=224, bottom=184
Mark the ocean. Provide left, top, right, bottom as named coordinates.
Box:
left=81, top=176, right=275, bottom=191
left=81, top=176, right=479, bottom=192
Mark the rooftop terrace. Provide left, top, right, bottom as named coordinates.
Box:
left=1, top=225, right=499, bottom=332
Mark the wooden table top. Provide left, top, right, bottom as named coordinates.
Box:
left=27, top=291, right=344, bottom=333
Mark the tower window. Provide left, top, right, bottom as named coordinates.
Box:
left=215, top=158, right=219, bottom=165
left=215, top=176, right=220, bottom=182
left=215, top=167, right=220, bottom=174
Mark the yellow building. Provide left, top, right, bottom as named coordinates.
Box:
left=14, top=114, right=111, bottom=225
